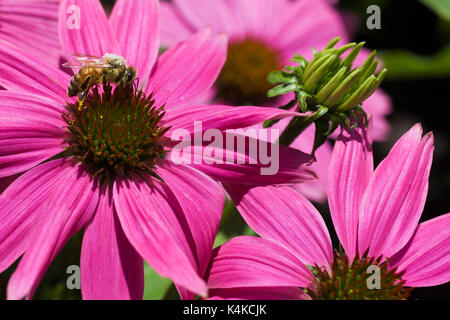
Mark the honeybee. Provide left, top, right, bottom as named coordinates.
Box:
left=63, top=53, right=137, bottom=104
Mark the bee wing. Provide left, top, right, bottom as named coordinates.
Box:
left=62, top=54, right=113, bottom=69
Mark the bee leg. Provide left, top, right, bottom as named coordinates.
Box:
left=134, top=77, right=140, bottom=91
left=77, top=76, right=93, bottom=110
left=77, top=91, right=87, bottom=111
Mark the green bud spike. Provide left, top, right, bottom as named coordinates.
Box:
left=359, top=60, right=378, bottom=85
left=324, top=36, right=341, bottom=49
left=336, top=42, right=357, bottom=56
left=343, top=42, right=365, bottom=68
left=304, top=52, right=333, bottom=80
left=358, top=50, right=377, bottom=78
left=316, top=66, right=348, bottom=103
left=376, top=68, right=388, bottom=82
left=304, top=54, right=338, bottom=92
left=360, top=68, right=387, bottom=102
left=336, top=75, right=377, bottom=112
left=323, top=69, right=361, bottom=107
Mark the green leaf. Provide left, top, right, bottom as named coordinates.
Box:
left=143, top=263, right=172, bottom=300
left=380, top=44, right=450, bottom=79
left=420, top=0, right=450, bottom=21
left=213, top=231, right=230, bottom=248
left=267, top=71, right=295, bottom=84
left=291, top=54, right=308, bottom=69
left=267, top=83, right=298, bottom=98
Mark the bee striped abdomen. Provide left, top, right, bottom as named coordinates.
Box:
left=68, top=74, right=82, bottom=97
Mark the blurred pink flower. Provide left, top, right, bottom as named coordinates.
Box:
left=204, top=123, right=450, bottom=299
left=160, top=0, right=393, bottom=202
left=0, top=0, right=316, bottom=300
left=0, top=0, right=62, bottom=67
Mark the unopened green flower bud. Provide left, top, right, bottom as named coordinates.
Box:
left=267, top=37, right=387, bottom=155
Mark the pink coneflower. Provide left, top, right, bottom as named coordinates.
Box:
left=205, top=123, right=450, bottom=299
left=0, top=0, right=62, bottom=67
left=160, top=0, right=392, bottom=202
left=0, top=0, right=316, bottom=300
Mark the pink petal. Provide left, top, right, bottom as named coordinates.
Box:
left=358, top=124, right=434, bottom=258
left=159, top=1, right=195, bottom=47
left=0, top=41, right=71, bottom=103
left=208, top=286, right=308, bottom=300
left=162, top=104, right=311, bottom=137
left=172, top=0, right=237, bottom=36
left=391, top=213, right=450, bottom=287
left=0, top=92, right=67, bottom=177
left=146, top=29, right=227, bottom=109
left=7, top=159, right=99, bottom=300
left=274, top=0, right=348, bottom=61
left=113, top=174, right=207, bottom=296
left=206, top=236, right=313, bottom=289
left=81, top=186, right=144, bottom=300
left=169, top=136, right=316, bottom=185
left=328, top=122, right=373, bottom=261
left=0, top=90, right=65, bottom=116
left=58, top=0, right=120, bottom=56
left=226, top=0, right=285, bottom=40
left=0, top=0, right=62, bottom=68
left=155, top=160, right=224, bottom=300
left=0, top=159, right=76, bottom=273
left=224, top=185, right=333, bottom=269
left=109, top=0, right=160, bottom=82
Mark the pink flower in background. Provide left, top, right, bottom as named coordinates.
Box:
left=204, top=123, right=450, bottom=299
left=160, top=0, right=393, bottom=202
left=0, top=0, right=62, bottom=67
left=0, top=0, right=316, bottom=300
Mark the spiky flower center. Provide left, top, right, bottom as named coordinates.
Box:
left=63, top=84, right=168, bottom=179
left=306, top=253, right=412, bottom=300
left=215, top=38, right=282, bottom=105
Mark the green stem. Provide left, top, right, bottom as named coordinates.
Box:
left=278, top=116, right=314, bottom=146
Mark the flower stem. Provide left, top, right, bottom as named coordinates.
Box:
left=278, top=116, right=314, bottom=146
